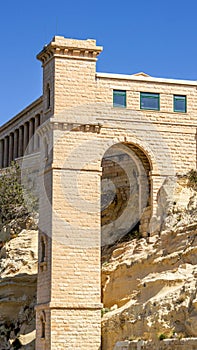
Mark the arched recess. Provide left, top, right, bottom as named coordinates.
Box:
left=43, top=137, right=49, bottom=161
left=101, top=142, right=152, bottom=247
left=40, top=310, right=46, bottom=339
left=46, top=83, right=51, bottom=110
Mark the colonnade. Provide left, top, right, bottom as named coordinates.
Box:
left=0, top=114, right=41, bottom=168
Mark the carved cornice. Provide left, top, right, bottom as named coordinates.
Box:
left=53, top=122, right=102, bottom=133
left=37, top=120, right=102, bottom=136
left=37, top=36, right=103, bottom=65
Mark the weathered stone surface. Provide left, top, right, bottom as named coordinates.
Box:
left=0, top=226, right=38, bottom=349
left=101, top=143, right=149, bottom=246
left=2, top=34, right=197, bottom=349
left=102, top=176, right=197, bottom=350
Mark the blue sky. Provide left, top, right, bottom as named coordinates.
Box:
left=1, top=0, right=197, bottom=125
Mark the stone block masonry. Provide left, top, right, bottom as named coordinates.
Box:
left=1, top=35, right=197, bottom=349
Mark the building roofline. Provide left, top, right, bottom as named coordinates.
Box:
left=96, top=72, right=197, bottom=86
left=0, top=96, right=43, bottom=133
left=1, top=71, right=196, bottom=135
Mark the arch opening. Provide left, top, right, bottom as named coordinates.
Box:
left=40, top=311, right=46, bottom=339
left=46, top=84, right=51, bottom=110
left=101, top=142, right=151, bottom=247
left=40, top=236, right=46, bottom=263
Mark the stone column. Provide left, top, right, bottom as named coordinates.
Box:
left=23, top=122, right=29, bottom=155
left=0, top=139, right=4, bottom=168
left=149, top=172, right=165, bottom=236
left=29, top=119, right=34, bottom=153
left=3, top=136, right=9, bottom=168
left=36, top=122, right=102, bottom=350
left=18, top=126, right=23, bottom=157
left=14, top=129, right=19, bottom=160
left=8, top=133, right=14, bottom=165
left=35, top=115, right=40, bottom=151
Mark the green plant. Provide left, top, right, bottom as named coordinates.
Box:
left=101, top=308, right=110, bottom=317
left=158, top=333, right=167, bottom=341
left=0, top=162, right=38, bottom=229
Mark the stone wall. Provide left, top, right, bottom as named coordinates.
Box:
left=1, top=35, right=197, bottom=349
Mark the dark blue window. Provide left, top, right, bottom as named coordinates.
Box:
left=113, top=90, right=126, bottom=108
left=174, top=95, right=186, bottom=113
left=140, top=92, right=160, bottom=111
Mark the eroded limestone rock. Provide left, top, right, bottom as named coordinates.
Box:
left=0, top=223, right=38, bottom=349
left=101, top=176, right=197, bottom=350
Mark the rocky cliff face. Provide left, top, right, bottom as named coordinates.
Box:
left=1, top=175, right=197, bottom=350
left=101, top=176, right=197, bottom=350
left=0, top=216, right=38, bottom=349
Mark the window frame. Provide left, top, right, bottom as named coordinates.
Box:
left=140, top=92, right=160, bottom=111
left=173, top=95, right=187, bottom=113
left=113, top=90, right=126, bottom=108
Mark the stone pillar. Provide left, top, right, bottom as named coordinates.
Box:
left=8, top=133, right=14, bottom=165
left=0, top=139, right=4, bottom=168
left=36, top=122, right=102, bottom=350
left=14, top=129, right=19, bottom=160
left=3, top=136, right=9, bottom=168
left=18, top=126, right=23, bottom=157
left=149, top=172, right=165, bottom=236
left=35, top=115, right=40, bottom=151
left=36, top=36, right=103, bottom=350
left=29, top=119, right=34, bottom=153
left=23, top=122, right=29, bottom=155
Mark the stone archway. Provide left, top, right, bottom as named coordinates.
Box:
left=101, top=142, right=152, bottom=247
left=35, top=117, right=159, bottom=350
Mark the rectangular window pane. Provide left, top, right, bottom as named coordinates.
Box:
left=113, top=90, right=126, bottom=108
left=140, top=92, right=160, bottom=110
left=174, top=95, right=186, bottom=113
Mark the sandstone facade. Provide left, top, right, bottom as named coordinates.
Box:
left=1, top=36, right=197, bottom=349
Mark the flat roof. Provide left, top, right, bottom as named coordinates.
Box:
left=96, top=72, right=197, bottom=86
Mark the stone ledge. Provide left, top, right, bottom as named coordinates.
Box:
left=35, top=301, right=103, bottom=311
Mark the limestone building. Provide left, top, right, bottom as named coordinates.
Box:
left=0, top=36, right=197, bottom=349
